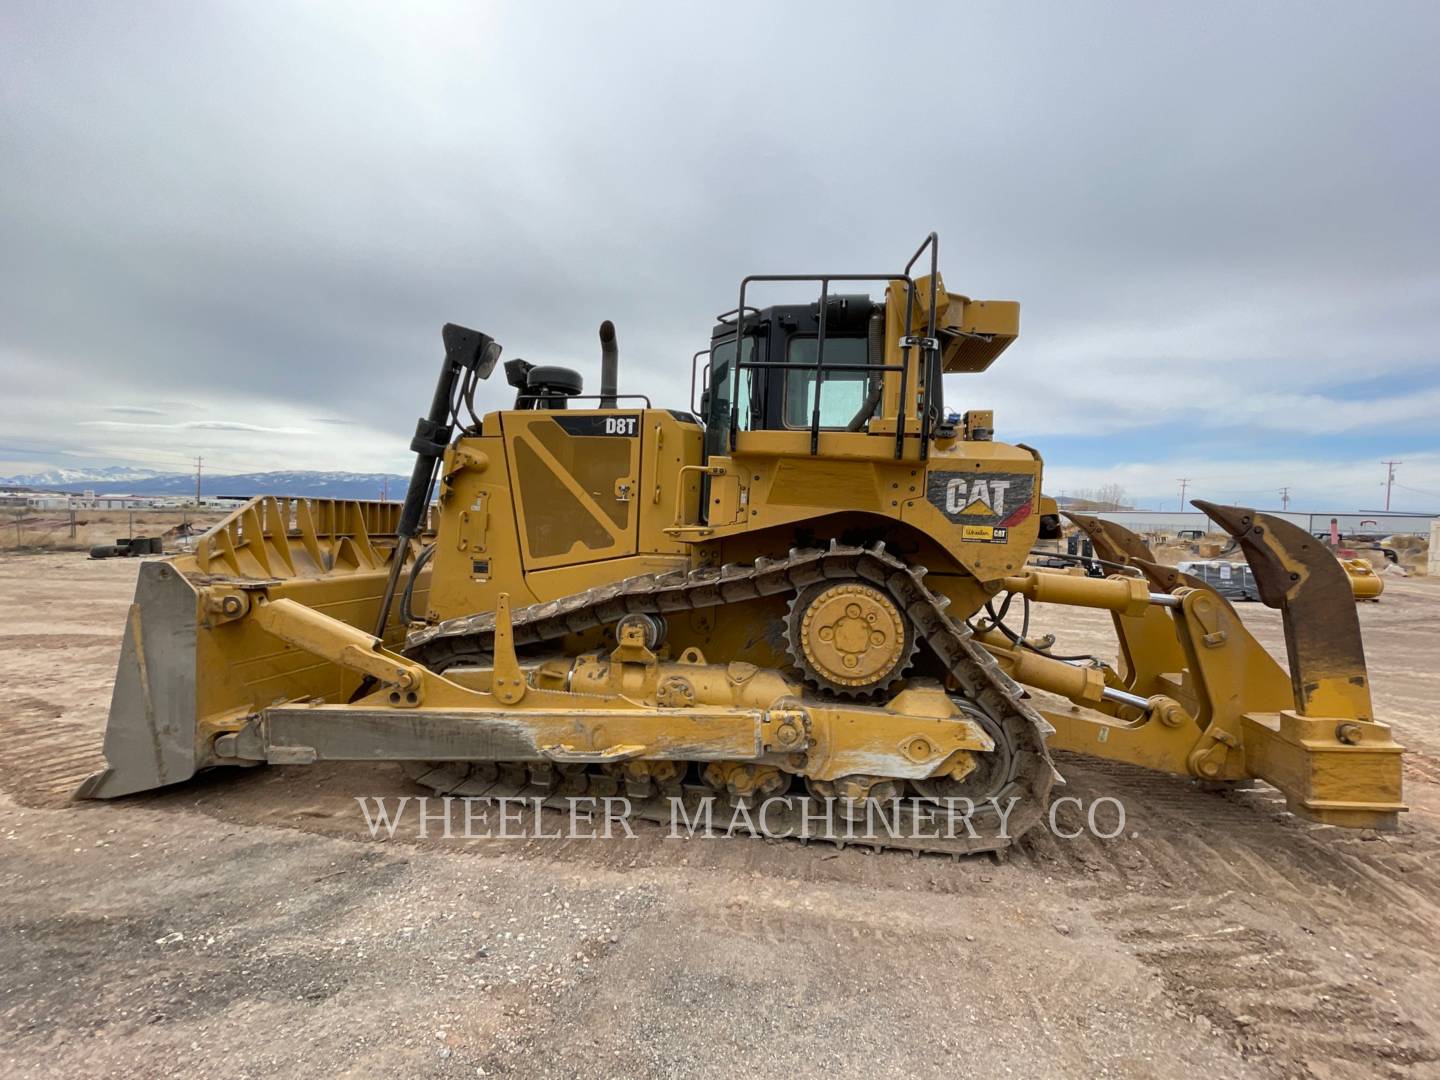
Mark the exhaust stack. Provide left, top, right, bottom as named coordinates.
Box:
left=599, top=320, right=618, bottom=408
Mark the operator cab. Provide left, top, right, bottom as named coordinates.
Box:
left=703, top=294, right=891, bottom=457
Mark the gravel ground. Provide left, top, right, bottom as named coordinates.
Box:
left=2, top=553, right=1438, bottom=1079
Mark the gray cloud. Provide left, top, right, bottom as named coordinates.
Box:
left=80, top=420, right=313, bottom=435
left=2, top=1, right=1438, bottom=505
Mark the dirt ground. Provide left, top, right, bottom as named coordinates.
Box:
left=2, top=553, right=1438, bottom=1079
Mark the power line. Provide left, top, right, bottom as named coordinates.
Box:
left=1279, top=486, right=1290, bottom=511
left=1382, top=460, right=1401, bottom=511
left=1394, top=481, right=1440, bottom=500
left=1176, top=478, right=1191, bottom=512
left=195, top=456, right=203, bottom=506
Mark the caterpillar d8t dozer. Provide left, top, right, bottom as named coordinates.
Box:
left=77, top=235, right=1406, bottom=855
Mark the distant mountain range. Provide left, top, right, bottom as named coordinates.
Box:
left=1, top=467, right=409, bottom=499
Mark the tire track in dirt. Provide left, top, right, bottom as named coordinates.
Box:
left=0, top=695, right=105, bottom=807
left=1113, top=906, right=1434, bottom=1078
left=0, top=633, right=119, bottom=651
left=1404, top=748, right=1440, bottom=785
left=1045, top=756, right=1440, bottom=1078
left=1050, top=757, right=1440, bottom=922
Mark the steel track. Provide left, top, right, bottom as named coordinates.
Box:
left=404, top=543, right=1058, bottom=857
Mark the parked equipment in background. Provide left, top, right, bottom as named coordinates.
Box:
left=1175, top=560, right=1260, bottom=602
left=1341, top=558, right=1384, bottom=601
left=76, top=234, right=1406, bottom=854
left=89, top=536, right=163, bottom=559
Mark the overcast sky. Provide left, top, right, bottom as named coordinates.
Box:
left=3, top=2, right=1438, bottom=511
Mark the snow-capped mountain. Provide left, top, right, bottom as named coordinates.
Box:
left=7, top=465, right=167, bottom=487
left=1, top=468, right=410, bottom=499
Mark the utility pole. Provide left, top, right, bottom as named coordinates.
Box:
left=1279, top=486, right=1290, bottom=511
left=1177, top=478, right=1191, bottom=512
left=1382, top=460, right=1401, bottom=511
left=194, top=455, right=203, bottom=507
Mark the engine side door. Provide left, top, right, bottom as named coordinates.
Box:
left=502, top=410, right=642, bottom=570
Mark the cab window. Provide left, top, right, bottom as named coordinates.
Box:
left=782, top=335, right=871, bottom=428
left=706, top=336, right=756, bottom=454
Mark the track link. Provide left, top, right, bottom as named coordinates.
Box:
left=404, top=543, right=1058, bottom=857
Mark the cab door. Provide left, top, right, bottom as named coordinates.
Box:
left=502, top=410, right=642, bottom=570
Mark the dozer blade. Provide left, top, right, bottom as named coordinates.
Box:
left=77, top=496, right=420, bottom=799
left=75, top=561, right=202, bottom=798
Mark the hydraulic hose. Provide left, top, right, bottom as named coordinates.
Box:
left=373, top=324, right=497, bottom=637
left=400, top=543, right=437, bottom=625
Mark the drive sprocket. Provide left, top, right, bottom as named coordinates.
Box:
left=784, top=578, right=918, bottom=698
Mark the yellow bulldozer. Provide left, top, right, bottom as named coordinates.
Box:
left=77, top=235, right=1405, bottom=855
